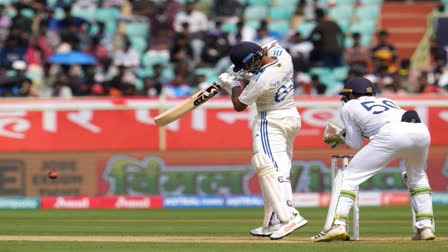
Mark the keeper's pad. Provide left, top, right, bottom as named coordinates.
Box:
left=401, top=172, right=435, bottom=233
left=322, top=169, right=344, bottom=232
left=252, top=153, right=290, bottom=225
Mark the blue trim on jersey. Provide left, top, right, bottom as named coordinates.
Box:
left=252, top=72, right=263, bottom=82
left=260, top=112, right=277, bottom=170
left=260, top=59, right=279, bottom=72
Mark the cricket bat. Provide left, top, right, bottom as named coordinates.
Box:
left=154, top=82, right=222, bottom=127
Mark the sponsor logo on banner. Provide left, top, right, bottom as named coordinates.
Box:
left=0, top=160, right=25, bottom=195
left=0, top=197, right=39, bottom=209
left=102, top=156, right=253, bottom=195
left=381, top=192, right=409, bottom=205
left=54, top=197, right=91, bottom=209
left=358, top=192, right=381, bottom=206
left=225, top=195, right=263, bottom=207
left=100, top=156, right=433, bottom=196
left=293, top=192, right=320, bottom=207
left=164, top=196, right=224, bottom=208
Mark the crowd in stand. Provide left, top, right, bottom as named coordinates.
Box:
left=0, top=0, right=446, bottom=98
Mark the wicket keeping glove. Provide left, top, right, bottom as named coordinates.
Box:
left=218, top=72, right=240, bottom=93
left=323, top=121, right=346, bottom=148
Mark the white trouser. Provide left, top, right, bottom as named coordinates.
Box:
left=335, top=122, right=433, bottom=228
left=252, top=109, right=301, bottom=220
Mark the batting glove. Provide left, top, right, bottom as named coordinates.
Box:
left=227, top=65, right=253, bottom=80
left=218, top=72, right=240, bottom=93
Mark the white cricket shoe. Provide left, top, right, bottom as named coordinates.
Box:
left=411, top=227, right=436, bottom=240
left=250, top=223, right=281, bottom=237
left=311, top=224, right=348, bottom=242
left=269, top=214, right=308, bottom=240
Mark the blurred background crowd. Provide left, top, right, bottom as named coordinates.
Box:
left=0, top=0, right=446, bottom=98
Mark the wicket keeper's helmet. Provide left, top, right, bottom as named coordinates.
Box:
left=229, top=41, right=264, bottom=74
left=339, top=77, right=375, bottom=102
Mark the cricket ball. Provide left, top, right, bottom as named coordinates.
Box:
left=48, top=171, right=58, bottom=180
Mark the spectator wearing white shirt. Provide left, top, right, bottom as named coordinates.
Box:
left=113, top=38, right=140, bottom=69
left=173, top=0, right=209, bottom=62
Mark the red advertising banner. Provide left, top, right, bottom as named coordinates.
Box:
left=40, top=196, right=163, bottom=209
left=0, top=96, right=445, bottom=151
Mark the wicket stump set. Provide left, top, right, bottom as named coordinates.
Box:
left=331, top=154, right=359, bottom=241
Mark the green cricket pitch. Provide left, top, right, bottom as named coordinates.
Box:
left=0, top=205, right=446, bottom=252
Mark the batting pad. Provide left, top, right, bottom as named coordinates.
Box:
left=323, top=169, right=344, bottom=232
left=252, top=153, right=290, bottom=223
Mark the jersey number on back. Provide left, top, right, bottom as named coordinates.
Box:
left=274, top=78, right=294, bottom=102
left=360, top=100, right=399, bottom=114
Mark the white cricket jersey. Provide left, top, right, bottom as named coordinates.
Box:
left=238, top=46, right=296, bottom=114
left=340, top=96, right=406, bottom=149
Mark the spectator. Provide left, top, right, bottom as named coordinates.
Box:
left=139, top=76, right=161, bottom=96
left=0, top=4, right=11, bottom=42
left=160, top=0, right=182, bottom=31
left=11, top=6, right=33, bottom=40
left=285, top=32, right=313, bottom=72
left=228, top=21, right=256, bottom=46
left=310, top=74, right=327, bottom=95
left=113, top=38, right=140, bottom=69
left=44, top=80, right=73, bottom=98
left=173, top=0, right=208, bottom=37
left=170, top=33, right=194, bottom=65
left=152, top=64, right=170, bottom=88
left=173, top=0, right=209, bottom=61
left=161, top=74, right=191, bottom=97
left=132, top=0, right=160, bottom=34
left=200, top=31, right=229, bottom=66
left=25, top=39, right=51, bottom=73
left=78, top=75, right=104, bottom=96
left=344, top=32, right=370, bottom=75
left=83, top=36, right=110, bottom=66
left=12, top=60, right=39, bottom=97
left=41, top=6, right=59, bottom=32
left=0, top=36, right=26, bottom=68
left=382, top=72, right=409, bottom=96
left=57, top=6, right=89, bottom=32
left=254, top=26, right=277, bottom=48
left=94, top=22, right=114, bottom=53
left=371, top=30, right=397, bottom=73
left=309, top=8, right=344, bottom=68
left=213, top=0, right=243, bottom=23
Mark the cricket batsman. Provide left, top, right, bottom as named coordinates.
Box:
left=312, top=77, right=436, bottom=242
left=218, top=40, right=307, bottom=240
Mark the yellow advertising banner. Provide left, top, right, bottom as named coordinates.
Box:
left=0, top=153, right=96, bottom=197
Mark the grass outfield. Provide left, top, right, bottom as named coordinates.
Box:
left=0, top=205, right=446, bottom=252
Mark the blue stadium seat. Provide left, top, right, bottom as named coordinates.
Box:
left=359, top=0, right=383, bottom=5
left=331, top=65, right=349, bottom=81
left=273, top=0, right=299, bottom=6
left=296, top=21, right=316, bottom=38
left=350, top=20, right=376, bottom=34
left=344, top=36, right=354, bottom=48
left=21, top=8, right=35, bottom=19
left=269, top=6, right=295, bottom=20
left=336, top=20, right=351, bottom=33
left=137, top=67, right=154, bottom=78
left=355, top=6, right=380, bottom=20
left=130, top=37, right=148, bottom=54
left=221, top=22, right=237, bottom=33
left=248, top=0, right=271, bottom=5
left=310, top=67, right=331, bottom=78
left=245, top=20, right=261, bottom=30
left=162, top=67, right=175, bottom=80
left=96, top=8, right=121, bottom=23
left=243, top=5, right=268, bottom=20
left=126, top=22, right=150, bottom=38
left=268, top=20, right=291, bottom=37
left=72, top=7, right=96, bottom=22
left=141, top=52, right=169, bottom=67
left=328, top=6, right=353, bottom=22
left=335, top=0, right=356, bottom=5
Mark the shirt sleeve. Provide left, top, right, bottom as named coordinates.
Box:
left=340, top=105, right=364, bottom=150
left=238, top=75, right=269, bottom=106
left=267, top=46, right=291, bottom=62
